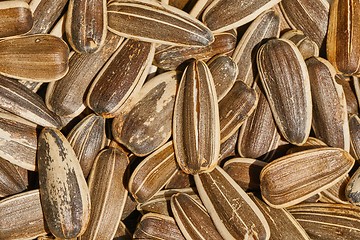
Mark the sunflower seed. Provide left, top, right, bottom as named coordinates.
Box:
left=128, top=141, right=178, bottom=203
left=202, top=0, right=281, bottom=33
left=232, top=9, right=280, bottom=86
left=260, top=147, right=355, bottom=208
left=336, top=75, right=359, bottom=115
left=307, top=57, right=350, bottom=151
left=0, top=190, right=49, bottom=240
left=67, top=113, right=106, bottom=178
left=286, top=137, right=327, bottom=155
left=108, top=0, right=214, bottom=46
left=349, top=114, right=360, bottom=160
left=171, top=192, right=224, bottom=240
left=289, top=203, right=360, bottom=240
left=0, top=157, right=28, bottom=197
left=0, top=1, right=33, bottom=37
left=66, top=0, right=107, bottom=53
left=86, top=39, right=155, bottom=117
left=112, top=71, right=178, bottom=156
left=280, top=0, right=329, bottom=48
left=257, top=38, right=312, bottom=145
left=80, top=148, right=129, bottom=240
left=223, top=158, right=267, bottom=191
left=165, top=169, right=194, bottom=189
left=195, top=166, right=270, bottom=240
left=282, top=30, right=319, bottom=59
left=0, top=34, right=69, bottom=82
left=133, top=213, right=185, bottom=240
left=37, top=127, right=90, bottom=239
left=321, top=175, right=349, bottom=204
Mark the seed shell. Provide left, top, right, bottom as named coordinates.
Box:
left=0, top=157, right=28, bottom=197
left=0, top=1, right=33, bottom=37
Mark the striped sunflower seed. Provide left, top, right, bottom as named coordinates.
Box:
left=0, top=190, right=49, bottom=240
left=202, top=0, right=281, bottom=33
left=327, top=0, right=360, bottom=75
left=232, top=9, right=280, bottom=86
left=0, top=1, right=33, bottom=37
left=79, top=148, right=129, bottom=240
left=171, top=192, right=224, bottom=240
left=173, top=60, right=220, bottom=174
left=280, top=0, right=329, bottom=48
left=86, top=39, right=155, bottom=117
left=321, top=174, right=349, bottom=204
left=37, top=127, right=90, bottom=239
left=128, top=141, right=178, bottom=203
left=260, top=147, right=355, bottom=208
left=28, top=0, right=68, bottom=34
left=67, top=113, right=106, bottom=178
left=165, top=168, right=194, bottom=189
left=346, top=165, right=360, bottom=206
left=66, top=0, right=107, bottom=53
left=107, top=0, right=214, bottom=46
left=0, top=76, right=62, bottom=128
left=0, top=34, right=69, bottom=82
left=195, top=165, right=270, bottom=240
left=281, top=30, right=319, bottom=60
left=306, top=57, right=350, bottom=151
left=133, top=213, right=185, bottom=240
left=289, top=203, right=360, bottom=240
left=112, top=71, right=178, bottom=156
left=349, top=114, right=360, bottom=160
left=257, top=38, right=312, bottom=145
left=335, top=75, right=359, bottom=115
left=0, top=157, right=28, bottom=197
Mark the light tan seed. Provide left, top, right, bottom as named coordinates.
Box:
left=173, top=60, right=220, bottom=174
left=0, top=34, right=69, bottom=82
left=0, top=190, right=48, bottom=240
left=67, top=113, right=106, bottom=178
left=195, top=166, right=270, bottom=240
left=202, top=0, right=281, bottom=33
left=289, top=203, right=360, bottom=240
left=307, top=57, right=350, bottom=151
left=257, top=38, right=312, bottom=145
left=260, top=147, right=355, bottom=208
left=232, top=9, right=280, bottom=86
left=0, top=1, right=33, bottom=37
left=37, top=128, right=90, bottom=239
left=108, top=0, right=214, bottom=46
left=80, top=148, right=129, bottom=240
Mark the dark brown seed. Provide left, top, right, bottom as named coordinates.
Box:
left=336, top=75, right=359, bottom=115
left=0, top=157, right=28, bottom=198
left=0, top=1, right=33, bottom=37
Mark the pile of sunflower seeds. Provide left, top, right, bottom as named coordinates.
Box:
left=1, top=0, right=360, bottom=239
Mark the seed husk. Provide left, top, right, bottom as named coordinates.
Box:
left=18, top=79, right=43, bottom=92
left=306, top=57, right=350, bottom=151
left=0, top=34, right=69, bottom=82
left=80, top=148, right=129, bottom=240
left=195, top=165, right=270, bottom=240
left=0, top=76, right=62, bottom=128
left=171, top=192, right=224, bottom=240
left=286, top=137, right=327, bottom=155
left=346, top=165, right=360, bottom=206
left=280, top=0, right=329, bottom=48
left=238, top=81, right=281, bottom=161
left=336, top=75, right=359, bottom=115
left=67, top=113, right=106, bottom=178
left=165, top=168, right=194, bottom=189
left=321, top=175, right=349, bottom=204
left=257, top=38, right=312, bottom=145
left=173, top=60, right=220, bottom=174
left=46, top=31, right=123, bottom=117
left=133, top=213, right=186, bottom=240
left=128, top=141, right=178, bottom=203
left=349, top=114, right=360, bottom=160
left=86, top=39, right=155, bottom=118
left=112, top=71, right=178, bottom=156
left=107, top=0, right=214, bottom=46
left=248, top=193, right=310, bottom=240
left=66, top=0, right=107, bottom=53
left=153, top=31, right=236, bottom=70
left=219, top=80, right=258, bottom=143
left=260, top=147, right=355, bottom=208
left=232, top=9, right=280, bottom=86
left=0, top=112, right=37, bottom=171
left=28, top=0, right=68, bottom=34
left=0, top=157, right=28, bottom=197
left=281, top=30, right=319, bottom=60
left=289, top=203, right=360, bottom=240
left=0, top=1, right=33, bottom=37
left=327, top=0, right=360, bottom=76
left=202, top=0, right=281, bottom=33
left=37, top=127, right=90, bottom=239
left=218, top=129, right=239, bottom=164
left=208, top=55, right=237, bottom=102
left=0, top=190, right=49, bottom=240
left=223, top=158, right=267, bottom=191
